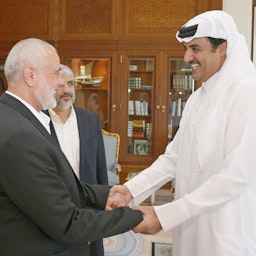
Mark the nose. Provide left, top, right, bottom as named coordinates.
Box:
left=183, top=49, right=193, bottom=64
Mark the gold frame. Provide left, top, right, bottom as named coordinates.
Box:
left=102, top=129, right=121, bottom=175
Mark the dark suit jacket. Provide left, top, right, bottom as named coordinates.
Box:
left=48, top=107, right=109, bottom=256
left=49, top=107, right=108, bottom=186
left=0, top=93, right=143, bottom=256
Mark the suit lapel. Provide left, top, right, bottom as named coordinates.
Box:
left=44, top=109, right=60, bottom=146
left=74, top=108, right=87, bottom=181
left=0, top=93, right=60, bottom=149
left=74, top=107, right=85, bottom=145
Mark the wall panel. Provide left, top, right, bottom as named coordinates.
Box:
left=0, top=0, right=54, bottom=41
left=120, top=0, right=222, bottom=44
left=57, top=0, right=119, bottom=40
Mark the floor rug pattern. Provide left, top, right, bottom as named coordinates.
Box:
left=104, top=231, right=146, bottom=256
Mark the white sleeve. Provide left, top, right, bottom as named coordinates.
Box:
left=156, top=84, right=256, bottom=231
left=125, top=138, right=178, bottom=205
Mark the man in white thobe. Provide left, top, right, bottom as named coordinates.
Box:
left=109, top=10, right=256, bottom=256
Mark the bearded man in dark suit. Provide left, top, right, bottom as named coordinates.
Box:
left=0, top=38, right=143, bottom=256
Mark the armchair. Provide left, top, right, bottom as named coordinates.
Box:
left=102, top=129, right=121, bottom=186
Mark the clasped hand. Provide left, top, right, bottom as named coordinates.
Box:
left=106, top=185, right=162, bottom=234
left=105, top=185, right=132, bottom=210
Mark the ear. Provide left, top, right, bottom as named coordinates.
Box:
left=219, top=41, right=227, bottom=56
left=23, top=66, right=37, bottom=87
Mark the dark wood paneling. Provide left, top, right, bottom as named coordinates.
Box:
left=120, top=0, right=222, bottom=44
left=57, top=0, right=119, bottom=40
left=0, top=0, right=222, bottom=57
left=0, top=0, right=55, bottom=41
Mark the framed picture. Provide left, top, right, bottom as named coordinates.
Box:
left=152, top=242, right=173, bottom=256
left=146, top=59, right=154, bottom=71
left=134, top=139, right=148, bottom=155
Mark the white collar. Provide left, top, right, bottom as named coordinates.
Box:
left=5, top=91, right=51, bottom=133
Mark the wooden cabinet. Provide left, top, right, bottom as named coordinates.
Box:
left=0, top=0, right=222, bottom=181
left=118, top=53, right=198, bottom=183
left=125, top=58, right=155, bottom=156
left=119, top=52, right=162, bottom=167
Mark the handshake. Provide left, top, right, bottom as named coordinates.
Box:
left=105, top=185, right=162, bottom=235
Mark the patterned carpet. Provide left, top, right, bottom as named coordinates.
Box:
left=104, top=230, right=173, bottom=256
left=104, top=231, right=146, bottom=256
left=104, top=189, right=173, bottom=256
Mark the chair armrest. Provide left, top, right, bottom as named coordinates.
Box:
left=114, top=163, right=121, bottom=176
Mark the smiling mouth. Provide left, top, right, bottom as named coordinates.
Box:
left=191, top=63, right=199, bottom=70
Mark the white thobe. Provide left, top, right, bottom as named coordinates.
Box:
left=125, top=11, right=256, bottom=256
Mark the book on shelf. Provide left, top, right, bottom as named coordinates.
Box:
left=134, top=100, right=141, bottom=115
left=128, top=121, right=151, bottom=139
left=132, top=119, right=145, bottom=138
left=127, top=121, right=133, bottom=137
left=177, top=98, right=182, bottom=116
left=129, top=77, right=141, bottom=88
left=140, top=85, right=153, bottom=90
left=172, top=73, right=194, bottom=91
left=170, top=98, right=186, bottom=117
left=171, top=100, right=177, bottom=116
left=145, top=122, right=152, bottom=139
left=129, top=65, right=137, bottom=71
left=128, top=100, right=134, bottom=115
left=141, top=101, right=149, bottom=115
left=128, top=100, right=149, bottom=116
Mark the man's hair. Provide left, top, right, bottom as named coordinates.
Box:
left=4, top=38, right=56, bottom=83
left=59, top=64, right=74, bottom=81
left=208, top=37, right=226, bottom=52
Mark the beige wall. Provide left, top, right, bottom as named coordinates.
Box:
left=223, top=0, right=253, bottom=54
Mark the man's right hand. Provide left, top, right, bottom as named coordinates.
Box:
left=105, top=185, right=132, bottom=210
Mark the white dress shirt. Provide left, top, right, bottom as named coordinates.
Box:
left=49, top=107, right=80, bottom=178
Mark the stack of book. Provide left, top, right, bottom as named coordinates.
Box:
left=127, top=120, right=151, bottom=139
left=129, top=77, right=141, bottom=88
left=170, top=98, right=186, bottom=117
left=172, top=73, right=193, bottom=90
left=128, top=100, right=149, bottom=116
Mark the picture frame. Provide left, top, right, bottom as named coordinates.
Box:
left=125, top=172, right=139, bottom=181
left=152, top=242, right=173, bottom=256
left=146, top=59, right=154, bottom=71
left=134, top=139, right=148, bottom=155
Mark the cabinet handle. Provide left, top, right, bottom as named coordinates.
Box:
left=156, top=105, right=160, bottom=110
left=112, top=104, right=117, bottom=111
left=161, top=105, right=166, bottom=112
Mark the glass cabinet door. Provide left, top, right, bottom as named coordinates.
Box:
left=64, top=58, right=110, bottom=130
left=127, top=58, right=154, bottom=155
left=168, top=59, right=194, bottom=142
